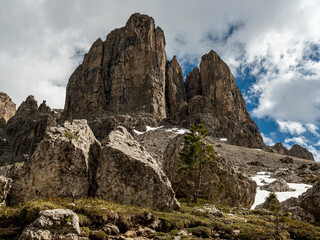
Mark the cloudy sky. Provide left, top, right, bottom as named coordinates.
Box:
left=1, top=0, right=319, bottom=160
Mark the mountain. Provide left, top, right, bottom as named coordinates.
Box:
left=61, top=13, right=264, bottom=148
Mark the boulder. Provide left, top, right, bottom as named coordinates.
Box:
left=260, top=178, right=294, bottom=192
left=0, top=95, right=57, bottom=165
left=8, top=120, right=100, bottom=205
left=163, top=134, right=256, bottom=208
left=95, top=126, right=180, bottom=211
left=19, top=209, right=86, bottom=240
left=0, top=92, right=16, bottom=123
left=62, top=13, right=167, bottom=122
left=281, top=197, right=315, bottom=222
left=298, top=180, right=320, bottom=221
left=0, top=175, right=12, bottom=206
left=279, top=156, right=294, bottom=164
left=271, top=170, right=303, bottom=183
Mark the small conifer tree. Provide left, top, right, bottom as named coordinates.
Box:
left=178, top=124, right=215, bottom=202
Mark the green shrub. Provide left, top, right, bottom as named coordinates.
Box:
left=90, top=230, right=107, bottom=240
left=64, top=130, right=78, bottom=141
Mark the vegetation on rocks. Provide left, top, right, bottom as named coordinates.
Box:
left=1, top=198, right=320, bottom=239
left=178, top=124, right=216, bottom=202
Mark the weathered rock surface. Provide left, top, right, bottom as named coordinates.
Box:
left=298, top=180, right=320, bottom=221
left=272, top=142, right=289, bottom=155
left=19, top=209, right=86, bottom=240
left=183, top=51, right=264, bottom=148
left=272, top=142, right=314, bottom=161
left=289, top=144, right=314, bottom=161
left=166, top=56, right=187, bottom=122
left=281, top=197, right=315, bottom=222
left=95, top=126, right=180, bottom=211
left=62, top=13, right=167, bottom=123
left=163, top=134, right=256, bottom=208
left=0, top=92, right=16, bottom=123
left=260, top=178, right=294, bottom=192
left=8, top=120, right=100, bottom=205
left=60, top=13, right=264, bottom=149
left=0, top=96, right=57, bottom=165
left=0, top=175, right=12, bottom=206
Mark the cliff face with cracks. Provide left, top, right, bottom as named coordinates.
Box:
left=62, top=13, right=167, bottom=122
left=62, top=13, right=264, bottom=148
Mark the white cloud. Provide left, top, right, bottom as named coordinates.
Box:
left=277, top=120, right=306, bottom=135
left=284, top=136, right=308, bottom=147
left=0, top=0, right=319, bottom=115
left=261, top=133, right=275, bottom=146
left=306, top=123, right=319, bottom=136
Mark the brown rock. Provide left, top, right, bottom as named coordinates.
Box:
left=62, top=13, right=167, bottom=122
left=184, top=51, right=264, bottom=148
left=163, top=134, right=256, bottom=208
left=0, top=95, right=57, bottom=165
left=95, top=126, right=180, bottom=211
left=289, top=144, right=314, bottom=161
left=298, top=180, right=320, bottom=221
left=185, top=67, right=201, bottom=101
left=7, top=120, right=100, bottom=205
left=166, top=56, right=187, bottom=122
left=260, top=178, right=294, bottom=192
left=272, top=142, right=289, bottom=155
left=0, top=92, right=16, bottom=123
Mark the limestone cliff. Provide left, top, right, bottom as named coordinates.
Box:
left=62, top=13, right=167, bottom=122
left=61, top=13, right=264, bottom=148
left=0, top=92, right=16, bottom=123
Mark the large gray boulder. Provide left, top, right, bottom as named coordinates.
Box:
left=8, top=120, right=100, bottom=205
left=163, top=135, right=256, bottom=208
left=95, top=126, right=180, bottom=211
left=0, top=175, right=12, bottom=206
left=260, top=178, right=294, bottom=192
left=298, top=180, right=320, bottom=221
left=19, top=209, right=86, bottom=240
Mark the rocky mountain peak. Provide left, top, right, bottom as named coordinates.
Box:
left=62, top=13, right=167, bottom=122
left=0, top=92, right=16, bottom=123
left=272, top=142, right=314, bottom=161
left=61, top=13, right=264, bottom=148
left=16, top=95, right=38, bottom=116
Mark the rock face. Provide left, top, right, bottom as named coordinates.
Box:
left=61, top=13, right=264, bottom=148
left=0, top=175, right=12, bottom=206
left=298, top=180, right=320, bottom=221
left=183, top=51, right=264, bottom=148
left=0, top=92, right=16, bottom=123
left=272, top=142, right=314, bottom=161
left=260, top=178, right=294, bottom=192
left=289, top=144, right=314, bottom=161
left=163, top=135, right=256, bottom=208
left=95, top=126, right=179, bottom=211
left=273, top=142, right=289, bottom=155
left=0, top=96, right=57, bottom=165
left=19, top=209, right=84, bottom=240
left=62, top=13, right=167, bottom=122
left=8, top=120, right=100, bottom=205
left=165, top=56, right=187, bottom=122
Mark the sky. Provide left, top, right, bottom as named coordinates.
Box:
left=0, top=0, right=319, bottom=160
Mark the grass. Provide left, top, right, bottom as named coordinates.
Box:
left=64, top=130, right=78, bottom=141
left=1, top=198, right=320, bottom=239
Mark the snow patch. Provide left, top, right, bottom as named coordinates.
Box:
left=133, top=126, right=164, bottom=135
left=220, top=138, right=228, bottom=142
left=251, top=172, right=312, bottom=209
left=166, top=128, right=190, bottom=135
